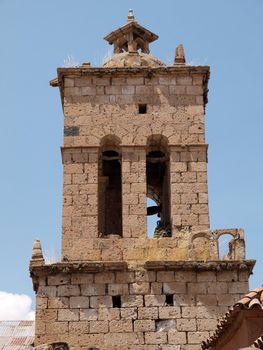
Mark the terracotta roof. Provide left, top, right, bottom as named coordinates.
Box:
left=0, top=321, right=34, bottom=350
left=202, top=286, right=263, bottom=349
left=254, top=334, right=263, bottom=349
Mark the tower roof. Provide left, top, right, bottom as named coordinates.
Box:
left=104, top=10, right=158, bottom=54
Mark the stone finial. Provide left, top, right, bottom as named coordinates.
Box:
left=127, top=9, right=135, bottom=22
left=174, top=44, right=186, bottom=65
left=30, top=239, right=45, bottom=266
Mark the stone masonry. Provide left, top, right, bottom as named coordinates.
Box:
left=30, top=12, right=255, bottom=350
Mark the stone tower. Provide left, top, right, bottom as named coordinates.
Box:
left=30, top=12, right=255, bottom=350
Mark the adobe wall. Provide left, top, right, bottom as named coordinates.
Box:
left=34, top=266, right=251, bottom=350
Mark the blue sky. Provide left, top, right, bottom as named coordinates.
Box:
left=0, top=0, right=262, bottom=316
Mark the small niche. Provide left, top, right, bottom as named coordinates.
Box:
left=112, top=295, right=121, bottom=308
left=165, top=294, right=174, bottom=306
left=138, top=104, right=147, bottom=114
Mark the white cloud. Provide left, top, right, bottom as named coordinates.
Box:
left=0, top=291, right=35, bottom=320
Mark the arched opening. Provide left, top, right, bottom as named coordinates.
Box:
left=146, top=136, right=171, bottom=238
left=98, top=136, right=122, bottom=236
left=218, top=233, right=234, bottom=260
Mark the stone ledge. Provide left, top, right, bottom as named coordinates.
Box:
left=30, top=261, right=128, bottom=276
left=144, top=260, right=256, bottom=273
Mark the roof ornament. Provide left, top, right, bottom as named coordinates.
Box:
left=104, top=12, right=158, bottom=55
left=127, top=9, right=135, bottom=22
left=30, top=239, right=45, bottom=266
left=174, top=44, right=186, bottom=65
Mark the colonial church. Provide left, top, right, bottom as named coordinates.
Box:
left=25, top=11, right=263, bottom=350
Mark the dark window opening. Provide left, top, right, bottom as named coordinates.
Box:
left=138, top=104, right=147, bottom=114
left=112, top=295, right=121, bottom=308
left=98, top=138, right=122, bottom=236
left=146, top=137, right=171, bottom=238
left=165, top=294, right=174, bottom=306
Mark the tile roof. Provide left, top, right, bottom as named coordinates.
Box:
left=254, top=334, right=263, bottom=349
left=202, top=286, right=263, bottom=349
left=0, top=321, right=34, bottom=350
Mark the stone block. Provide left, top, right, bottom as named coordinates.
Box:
left=138, top=307, right=158, bottom=319
left=177, top=318, right=196, bottom=331
left=197, top=318, right=218, bottom=331
left=48, top=274, right=70, bottom=286
left=121, top=307, right=137, bottom=320
left=168, top=330, right=187, bottom=345
left=58, top=308, right=79, bottom=321
left=89, top=320, right=109, bottom=333
left=94, top=272, right=115, bottom=283
left=90, top=296, right=112, bottom=308
left=69, top=320, right=89, bottom=334
left=159, top=306, right=180, bottom=319
left=47, top=297, right=69, bottom=309
left=144, top=295, right=165, bottom=307
left=80, top=308, right=98, bottom=320
left=57, top=285, right=80, bottom=297
left=122, top=295, right=144, bottom=308
left=129, top=282, right=150, bottom=295
left=163, top=282, right=186, bottom=294
left=70, top=296, right=89, bottom=308
left=109, top=320, right=133, bottom=332
left=45, top=321, right=68, bottom=335
left=98, top=307, right=120, bottom=321
left=134, top=320, right=155, bottom=332
left=108, top=283, right=129, bottom=295
left=156, top=271, right=174, bottom=282
left=81, top=284, right=105, bottom=296
left=145, top=332, right=167, bottom=344
left=188, top=331, right=210, bottom=344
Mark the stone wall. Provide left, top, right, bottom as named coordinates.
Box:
left=60, top=69, right=210, bottom=261
left=34, top=267, right=250, bottom=350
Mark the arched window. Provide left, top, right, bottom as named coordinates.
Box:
left=146, top=135, right=171, bottom=238
left=98, top=136, right=122, bottom=236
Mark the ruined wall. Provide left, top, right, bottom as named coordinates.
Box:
left=34, top=267, right=250, bottom=350
left=61, top=70, right=210, bottom=261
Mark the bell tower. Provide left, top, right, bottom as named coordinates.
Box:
left=30, top=12, right=255, bottom=350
